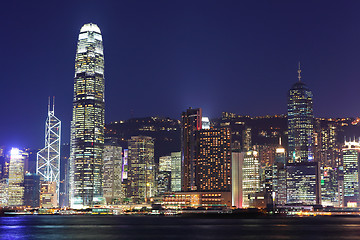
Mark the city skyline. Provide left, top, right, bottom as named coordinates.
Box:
left=2, top=1, right=360, bottom=149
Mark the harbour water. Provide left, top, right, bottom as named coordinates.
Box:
left=1, top=215, right=360, bottom=239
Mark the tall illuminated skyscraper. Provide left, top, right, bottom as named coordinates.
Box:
left=181, top=107, right=202, bottom=191
left=198, top=127, right=232, bottom=191
left=127, top=136, right=155, bottom=203
left=8, top=148, right=27, bottom=206
left=37, top=97, right=61, bottom=207
left=287, top=64, right=314, bottom=163
left=70, top=23, right=105, bottom=208
left=342, top=140, right=360, bottom=207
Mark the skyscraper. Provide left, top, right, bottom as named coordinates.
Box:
left=181, top=107, right=202, bottom=191
left=198, top=127, right=232, bottom=191
left=127, top=136, right=155, bottom=203
left=70, top=23, right=105, bottom=208
left=242, top=150, right=260, bottom=207
left=286, top=161, right=320, bottom=205
left=103, top=144, right=124, bottom=204
left=37, top=97, right=61, bottom=207
left=342, top=140, right=360, bottom=207
left=287, top=64, right=314, bottom=163
left=170, top=152, right=181, bottom=192
left=8, top=148, right=27, bottom=206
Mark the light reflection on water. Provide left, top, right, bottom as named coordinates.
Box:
left=1, top=216, right=360, bottom=239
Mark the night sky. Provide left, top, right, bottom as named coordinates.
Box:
left=2, top=1, right=360, bottom=149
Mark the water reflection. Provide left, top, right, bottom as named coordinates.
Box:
left=1, top=216, right=360, bottom=240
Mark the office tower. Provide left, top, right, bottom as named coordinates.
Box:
left=157, top=171, right=171, bottom=196
left=0, top=147, right=10, bottom=180
left=182, top=107, right=202, bottom=191
left=8, top=148, right=27, bottom=206
left=232, top=150, right=244, bottom=208
left=122, top=149, right=128, bottom=181
left=103, top=145, right=124, bottom=204
left=24, top=173, right=40, bottom=208
left=286, top=161, right=320, bottom=205
left=59, top=143, right=70, bottom=208
left=159, top=156, right=172, bottom=172
left=70, top=23, right=105, bottom=208
left=171, top=152, right=181, bottom=192
left=105, top=117, right=181, bottom=164
left=157, top=155, right=172, bottom=196
left=0, top=179, right=7, bottom=206
left=242, top=127, right=252, bottom=151
left=198, top=127, right=232, bottom=191
left=314, top=120, right=338, bottom=167
left=320, top=166, right=339, bottom=207
left=37, top=98, right=61, bottom=207
left=242, top=150, right=260, bottom=207
left=342, top=140, right=360, bottom=207
left=287, top=64, right=314, bottom=163
left=40, top=181, right=57, bottom=208
left=202, top=117, right=210, bottom=130
left=127, top=136, right=155, bottom=203
left=272, top=145, right=287, bottom=205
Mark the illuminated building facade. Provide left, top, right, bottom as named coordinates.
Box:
left=242, top=150, right=260, bottom=207
left=320, top=166, right=339, bottom=207
left=286, top=161, right=320, bottom=205
left=232, top=151, right=244, bottom=208
left=242, top=127, right=252, bottom=151
left=272, top=146, right=287, bottom=205
left=163, top=191, right=232, bottom=208
left=103, top=145, right=124, bottom=204
left=171, top=152, right=181, bottom=192
left=0, top=179, right=7, bottom=206
left=287, top=65, right=314, bottom=163
left=37, top=98, right=61, bottom=207
left=8, top=148, right=27, bottom=206
left=314, top=120, right=338, bottom=168
left=342, top=141, right=360, bottom=207
left=24, top=173, right=40, bottom=208
left=40, top=181, right=57, bottom=208
left=159, top=156, right=171, bottom=172
left=157, top=171, right=171, bottom=196
left=198, top=127, right=232, bottom=191
left=70, top=23, right=105, bottom=208
left=127, top=136, right=155, bottom=203
left=181, top=107, right=202, bottom=191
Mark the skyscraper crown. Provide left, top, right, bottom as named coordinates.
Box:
left=80, top=23, right=101, bottom=34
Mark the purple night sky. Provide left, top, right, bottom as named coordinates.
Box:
left=1, top=0, right=360, bottom=148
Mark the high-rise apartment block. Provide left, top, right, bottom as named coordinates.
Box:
left=70, top=23, right=105, bottom=208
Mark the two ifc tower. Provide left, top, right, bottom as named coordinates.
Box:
left=36, top=23, right=105, bottom=208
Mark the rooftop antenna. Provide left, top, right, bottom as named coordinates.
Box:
left=297, top=62, right=302, bottom=82
left=48, top=96, right=50, bottom=114
left=52, top=96, right=55, bottom=113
